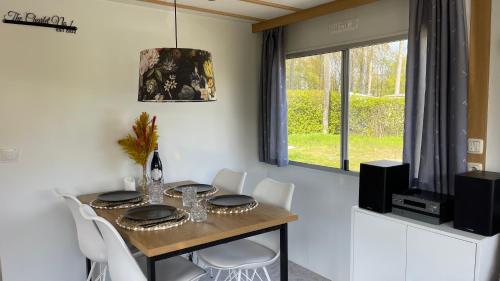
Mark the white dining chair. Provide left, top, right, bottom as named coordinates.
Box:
left=212, top=168, right=247, bottom=194
left=79, top=204, right=207, bottom=281
left=56, top=191, right=108, bottom=281
left=197, top=178, right=295, bottom=281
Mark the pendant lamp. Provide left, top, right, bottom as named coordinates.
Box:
left=138, top=0, right=216, bottom=102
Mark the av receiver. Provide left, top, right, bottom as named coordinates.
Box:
left=392, top=189, right=453, bottom=225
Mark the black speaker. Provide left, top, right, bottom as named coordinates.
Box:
left=359, top=160, right=409, bottom=213
left=454, top=171, right=500, bottom=236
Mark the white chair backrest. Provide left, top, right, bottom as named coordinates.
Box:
left=212, top=168, right=247, bottom=194
left=79, top=205, right=146, bottom=281
left=252, top=178, right=294, bottom=211
left=56, top=191, right=106, bottom=263
left=249, top=178, right=295, bottom=254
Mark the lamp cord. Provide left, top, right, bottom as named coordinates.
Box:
left=174, top=0, right=178, bottom=48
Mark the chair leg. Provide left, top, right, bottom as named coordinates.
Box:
left=102, top=265, right=107, bottom=281
left=240, top=269, right=250, bottom=281
left=94, top=263, right=104, bottom=281
left=223, top=270, right=234, bottom=281
left=99, top=263, right=103, bottom=281
left=86, top=261, right=96, bottom=281
left=251, top=269, right=264, bottom=281
left=230, top=270, right=240, bottom=281
left=251, top=269, right=258, bottom=281
left=230, top=270, right=238, bottom=281
left=262, top=267, right=271, bottom=281
left=214, top=269, right=222, bottom=281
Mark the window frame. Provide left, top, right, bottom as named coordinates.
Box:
left=286, top=34, right=408, bottom=174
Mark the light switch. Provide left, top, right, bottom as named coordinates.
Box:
left=468, top=138, right=484, bottom=154
left=0, top=148, right=19, bottom=162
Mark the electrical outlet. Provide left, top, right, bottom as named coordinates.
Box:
left=467, top=162, right=483, bottom=171
left=0, top=148, right=18, bottom=162
left=468, top=138, right=484, bottom=154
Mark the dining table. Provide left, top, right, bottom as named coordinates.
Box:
left=78, top=180, right=298, bottom=281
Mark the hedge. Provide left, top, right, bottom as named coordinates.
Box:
left=287, top=90, right=405, bottom=137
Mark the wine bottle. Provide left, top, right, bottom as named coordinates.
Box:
left=150, top=145, right=163, bottom=183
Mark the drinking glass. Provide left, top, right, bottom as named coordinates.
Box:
left=148, top=181, right=164, bottom=204
left=182, top=186, right=197, bottom=208
left=190, top=200, right=207, bottom=222
left=138, top=174, right=152, bottom=195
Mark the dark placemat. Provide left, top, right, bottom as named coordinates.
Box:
left=90, top=195, right=149, bottom=210
left=208, top=195, right=255, bottom=207
left=174, top=184, right=215, bottom=193
left=116, top=209, right=189, bottom=231
left=125, top=205, right=177, bottom=221
left=206, top=201, right=259, bottom=214
left=164, top=185, right=219, bottom=199
left=97, top=191, right=142, bottom=202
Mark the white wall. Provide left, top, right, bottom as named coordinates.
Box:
left=0, top=1, right=263, bottom=280
left=267, top=166, right=358, bottom=281
left=486, top=0, right=500, bottom=171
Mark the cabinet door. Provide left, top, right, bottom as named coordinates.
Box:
left=406, top=226, right=476, bottom=281
left=352, top=211, right=407, bottom=281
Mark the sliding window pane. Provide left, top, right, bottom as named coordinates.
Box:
left=286, top=52, right=342, bottom=168
left=348, top=40, right=407, bottom=171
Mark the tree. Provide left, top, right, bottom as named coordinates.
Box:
left=367, top=48, right=374, bottom=96
left=394, top=40, right=405, bottom=96
left=360, top=47, right=369, bottom=95
left=285, top=40, right=407, bottom=98
left=288, top=59, right=295, bottom=89
left=322, top=54, right=333, bottom=134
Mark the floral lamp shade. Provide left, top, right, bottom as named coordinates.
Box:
left=138, top=48, right=216, bottom=102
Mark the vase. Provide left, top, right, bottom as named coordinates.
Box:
left=138, top=164, right=150, bottom=195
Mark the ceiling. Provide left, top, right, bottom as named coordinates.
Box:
left=119, top=0, right=335, bottom=22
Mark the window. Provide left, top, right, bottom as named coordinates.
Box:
left=286, top=52, right=343, bottom=168
left=286, top=39, right=408, bottom=172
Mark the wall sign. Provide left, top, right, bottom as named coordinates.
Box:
left=2, top=11, right=77, bottom=33
left=330, top=19, right=359, bottom=34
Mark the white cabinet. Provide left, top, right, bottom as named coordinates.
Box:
left=351, top=207, right=500, bottom=281
left=352, top=212, right=406, bottom=281
left=406, top=226, right=476, bottom=281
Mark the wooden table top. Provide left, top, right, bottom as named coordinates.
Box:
left=78, top=181, right=298, bottom=257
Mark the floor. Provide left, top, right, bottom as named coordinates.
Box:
left=133, top=255, right=330, bottom=281
left=199, top=259, right=331, bottom=281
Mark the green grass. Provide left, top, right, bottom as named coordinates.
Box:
left=288, top=133, right=403, bottom=171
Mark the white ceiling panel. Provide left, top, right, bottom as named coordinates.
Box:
left=112, top=0, right=336, bottom=22
left=267, top=0, right=334, bottom=9
left=178, top=0, right=291, bottom=20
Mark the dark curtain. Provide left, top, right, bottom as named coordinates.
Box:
left=404, top=0, right=468, bottom=194
left=258, top=27, right=288, bottom=167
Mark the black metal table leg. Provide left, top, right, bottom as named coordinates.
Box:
left=280, top=223, right=288, bottom=281
left=147, top=257, right=156, bottom=281
left=86, top=258, right=91, bottom=280
left=140, top=224, right=286, bottom=281
left=188, top=252, right=194, bottom=262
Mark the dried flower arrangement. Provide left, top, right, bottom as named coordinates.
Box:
left=118, top=112, right=158, bottom=193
